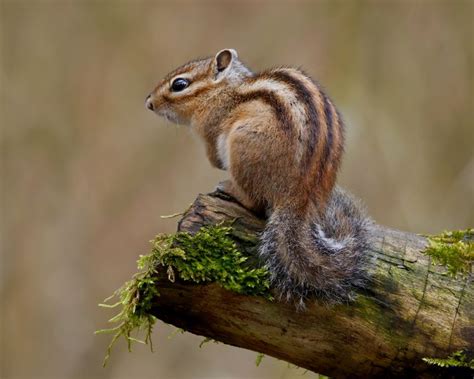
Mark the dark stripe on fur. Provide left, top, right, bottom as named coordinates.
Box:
left=321, top=91, right=334, bottom=174
left=163, top=58, right=210, bottom=81
left=328, top=105, right=345, bottom=175
left=266, top=70, right=320, bottom=170
left=235, top=90, right=293, bottom=134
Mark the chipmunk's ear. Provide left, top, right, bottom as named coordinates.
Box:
left=213, top=49, right=238, bottom=80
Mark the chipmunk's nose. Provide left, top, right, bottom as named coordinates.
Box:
left=145, top=95, right=154, bottom=111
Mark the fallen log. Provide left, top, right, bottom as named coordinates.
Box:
left=118, top=190, right=474, bottom=378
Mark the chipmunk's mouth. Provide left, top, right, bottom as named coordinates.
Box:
left=145, top=96, right=182, bottom=125
left=158, top=109, right=180, bottom=125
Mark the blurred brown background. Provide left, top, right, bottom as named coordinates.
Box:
left=1, top=1, right=473, bottom=378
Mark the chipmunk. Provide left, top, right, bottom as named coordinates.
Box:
left=146, top=49, right=373, bottom=307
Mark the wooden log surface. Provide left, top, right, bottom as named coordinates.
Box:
left=151, top=191, right=473, bottom=378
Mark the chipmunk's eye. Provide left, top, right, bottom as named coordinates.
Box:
left=171, top=78, right=189, bottom=92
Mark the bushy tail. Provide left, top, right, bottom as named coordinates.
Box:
left=260, top=187, right=373, bottom=307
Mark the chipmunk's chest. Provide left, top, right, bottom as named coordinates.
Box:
left=216, top=133, right=230, bottom=169
left=196, top=127, right=230, bottom=170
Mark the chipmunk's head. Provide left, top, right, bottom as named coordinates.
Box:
left=146, top=49, right=252, bottom=125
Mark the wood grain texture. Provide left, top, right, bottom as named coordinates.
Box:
left=151, top=191, right=473, bottom=378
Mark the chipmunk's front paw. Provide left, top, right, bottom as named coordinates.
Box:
left=216, top=179, right=234, bottom=194
left=214, top=180, right=237, bottom=201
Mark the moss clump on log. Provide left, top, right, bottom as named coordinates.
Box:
left=423, top=350, right=474, bottom=369
left=96, top=224, right=271, bottom=366
left=423, top=229, right=473, bottom=277
left=418, top=229, right=473, bottom=374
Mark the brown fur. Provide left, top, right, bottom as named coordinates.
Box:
left=146, top=49, right=372, bottom=306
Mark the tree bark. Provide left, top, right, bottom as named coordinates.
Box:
left=151, top=191, right=473, bottom=378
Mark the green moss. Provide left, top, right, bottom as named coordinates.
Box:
left=423, top=229, right=473, bottom=277
left=153, top=224, right=271, bottom=297
left=423, top=350, right=474, bottom=369
left=96, top=224, right=271, bottom=366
